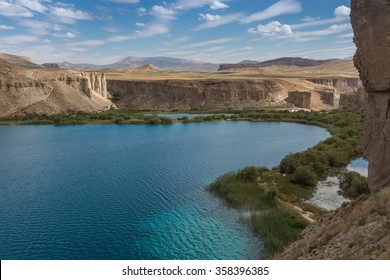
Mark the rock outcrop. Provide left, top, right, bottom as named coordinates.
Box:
left=306, top=78, right=361, bottom=89
left=352, top=0, right=390, bottom=192
left=339, top=87, right=367, bottom=112
left=107, top=79, right=336, bottom=111
left=0, top=59, right=114, bottom=116
left=286, top=91, right=312, bottom=109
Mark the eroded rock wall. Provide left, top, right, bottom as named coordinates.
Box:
left=286, top=91, right=311, bottom=109
left=108, top=79, right=294, bottom=110
left=352, top=0, right=390, bottom=192
left=306, top=78, right=361, bottom=89
left=339, top=87, right=367, bottom=111
left=0, top=59, right=113, bottom=116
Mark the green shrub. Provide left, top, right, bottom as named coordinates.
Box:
left=236, top=166, right=259, bottom=182
left=339, top=171, right=369, bottom=199
left=292, top=166, right=317, bottom=186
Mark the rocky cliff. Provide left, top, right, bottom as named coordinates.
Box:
left=352, top=0, right=390, bottom=193
left=306, top=78, right=361, bottom=90
left=278, top=0, right=390, bottom=260
left=339, top=87, right=367, bottom=112
left=107, top=79, right=336, bottom=111
left=0, top=59, right=114, bottom=116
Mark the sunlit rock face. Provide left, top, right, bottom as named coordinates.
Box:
left=351, top=0, right=390, bottom=192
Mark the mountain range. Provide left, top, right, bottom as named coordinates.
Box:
left=57, top=56, right=219, bottom=71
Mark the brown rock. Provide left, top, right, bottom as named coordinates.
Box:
left=351, top=0, right=390, bottom=192
left=0, top=59, right=114, bottom=116
left=286, top=91, right=311, bottom=109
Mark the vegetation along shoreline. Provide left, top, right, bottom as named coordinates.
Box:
left=0, top=109, right=368, bottom=258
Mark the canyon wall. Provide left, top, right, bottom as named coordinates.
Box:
left=0, top=59, right=113, bottom=116
left=351, top=0, right=390, bottom=192
left=339, top=87, right=367, bottom=112
left=107, top=79, right=336, bottom=111
left=286, top=91, right=311, bottom=109
left=108, top=79, right=294, bottom=110
left=306, top=78, right=361, bottom=89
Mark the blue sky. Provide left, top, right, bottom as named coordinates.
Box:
left=0, top=0, right=355, bottom=64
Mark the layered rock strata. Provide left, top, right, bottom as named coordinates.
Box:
left=0, top=59, right=113, bottom=116
left=107, top=79, right=336, bottom=111
left=351, top=0, right=390, bottom=192
left=286, top=91, right=312, bottom=109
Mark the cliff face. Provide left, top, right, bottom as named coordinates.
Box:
left=278, top=0, right=390, bottom=260
left=107, top=79, right=336, bottom=111
left=0, top=59, right=113, bottom=116
left=306, top=78, right=361, bottom=89
left=352, top=0, right=390, bottom=192
left=108, top=79, right=293, bottom=110
left=339, top=87, right=367, bottom=112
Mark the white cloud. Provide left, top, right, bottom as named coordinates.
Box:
left=19, top=20, right=55, bottom=34
left=248, top=21, right=293, bottom=37
left=107, top=0, right=139, bottom=3
left=53, top=32, right=75, bottom=39
left=334, top=5, right=350, bottom=18
left=240, top=0, right=302, bottom=24
left=185, top=38, right=236, bottom=48
left=174, top=0, right=217, bottom=11
left=302, top=16, right=320, bottom=22
left=50, top=6, right=93, bottom=24
left=173, top=36, right=191, bottom=43
left=249, top=21, right=350, bottom=42
left=108, top=35, right=131, bottom=42
left=291, top=17, right=345, bottom=29
left=198, top=13, right=221, bottom=21
left=0, top=1, right=34, bottom=17
left=337, top=32, right=353, bottom=38
left=210, top=1, right=229, bottom=10
left=135, top=22, right=145, bottom=27
left=135, top=22, right=170, bottom=38
left=2, top=34, right=39, bottom=44
left=0, top=24, right=15, bottom=30
left=104, top=26, right=119, bottom=33
left=16, top=0, right=48, bottom=13
left=136, top=7, right=147, bottom=16
left=73, top=40, right=106, bottom=47
left=196, top=13, right=242, bottom=29
left=291, top=6, right=351, bottom=29
left=150, top=5, right=175, bottom=21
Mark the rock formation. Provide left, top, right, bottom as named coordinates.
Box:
left=306, top=78, right=361, bottom=89
left=286, top=91, right=312, bottom=109
left=0, top=59, right=114, bottom=116
left=351, top=0, right=390, bottom=192
left=339, top=87, right=367, bottom=111
left=107, top=79, right=336, bottom=111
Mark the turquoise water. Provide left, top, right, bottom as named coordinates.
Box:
left=0, top=121, right=329, bottom=260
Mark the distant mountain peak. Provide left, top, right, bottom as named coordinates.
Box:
left=56, top=56, right=219, bottom=71
left=218, top=57, right=344, bottom=71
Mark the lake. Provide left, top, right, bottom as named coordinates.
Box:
left=0, top=121, right=330, bottom=260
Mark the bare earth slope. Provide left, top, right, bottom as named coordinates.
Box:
left=0, top=59, right=114, bottom=117
left=277, top=189, right=390, bottom=259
